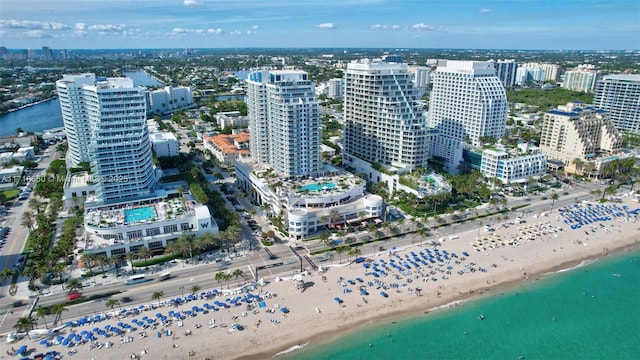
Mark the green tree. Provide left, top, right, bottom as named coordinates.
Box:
left=36, top=307, right=49, bottom=329
left=14, top=317, right=37, bottom=335
left=232, top=269, right=244, bottom=286
left=190, top=284, right=201, bottom=295
left=151, top=291, right=164, bottom=306
left=51, top=303, right=68, bottom=324
left=106, top=299, right=120, bottom=313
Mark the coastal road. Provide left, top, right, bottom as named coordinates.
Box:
left=0, top=148, right=61, bottom=278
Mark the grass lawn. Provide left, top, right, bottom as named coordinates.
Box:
left=2, top=189, right=20, bottom=200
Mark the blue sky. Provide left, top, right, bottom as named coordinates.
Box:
left=1, top=0, right=638, bottom=50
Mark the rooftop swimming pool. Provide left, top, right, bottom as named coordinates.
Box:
left=300, top=182, right=337, bottom=192
left=124, top=206, right=157, bottom=223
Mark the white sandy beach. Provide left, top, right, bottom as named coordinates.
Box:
left=2, top=199, right=639, bottom=360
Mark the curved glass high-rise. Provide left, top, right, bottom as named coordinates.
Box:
left=56, top=74, right=155, bottom=204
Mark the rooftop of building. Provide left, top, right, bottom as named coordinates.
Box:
left=203, top=132, right=250, bottom=155
left=601, top=74, right=640, bottom=82
left=251, top=162, right=364, bottom=198
left=84, top=195, right=195, bottom=230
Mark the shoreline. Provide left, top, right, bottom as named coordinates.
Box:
left=1, top=96, right=58, bottom=117
left=2, top=199, right=638, bottom=360
left=238, top=240, right=640, bottom=360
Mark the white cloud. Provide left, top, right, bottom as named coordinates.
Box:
left=0, top=19, right=69, bottom=30
left=208, top=28, right=223, bottom=35
left=371, top=24, right=386, bottom=29
left=251, top=25, right=259, bottom=29
left=246, top=30, right=256, bottom=35
left=74, top=23, right=87, bottom=31
left=391, top=25, right=401, bottom=30
left=173, top=28, right=205, bottom=34
left=317, top=23, right=336, bottom=29
left=411, top=23, right=441, bottom=31
left=88, top=24, right=127, bottom=33
left=24, top=30, right=49, bottom=38
left=230, top=30, right=242, bottom=35
left=479, top=8, right=491, bottom=13
left=183, top=0, right=204, bottom=7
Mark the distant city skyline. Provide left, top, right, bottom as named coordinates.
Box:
left=1, top=0, right=639, bottom=50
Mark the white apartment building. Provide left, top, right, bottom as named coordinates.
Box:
left=56, top=74, right=156, bottom=205
left=147, top=85, right=194, bottom=115
left=327, top=78, right=344, bottom=100
left=593, top=74, right=640, bottom=134
left=480, top=143, right=547, bottom=184
left=56, top=73, right=96, bottom=168
left=488, top=59, right=517, bottom=88
left=562, top=69, right=601, bottom=93
left=215, top=111, right=249, bottom=129
left=150, top=132, right=179, bottom=157
left=540, top=102, right=622, bottom=176
left=516, top=63, right=561, bottom=85
left=342, top=59, right=430, bottom=177
left=246, top=69, right=321, bottom=178
left=429, top=60, right=508, bottom=173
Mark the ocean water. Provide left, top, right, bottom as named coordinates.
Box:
left=286, top=249, right=640, bottom=360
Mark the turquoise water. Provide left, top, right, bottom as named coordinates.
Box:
left=287, top=249, right=640, bottom=360
left=124, top=206, right=157, bottom=223
left=300, top=182, right=337, bottom=192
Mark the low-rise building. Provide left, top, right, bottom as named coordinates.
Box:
left=149, top=132, right=179, bottom=157
left=236, top=161, right=384, bottom=240
left=480, top=143, right=547, bottom=184
left=215, top=111, right=249, bottom=129
left=82, top=191, right=217, bottom=257
left=203, top=132, right=251, bottom=167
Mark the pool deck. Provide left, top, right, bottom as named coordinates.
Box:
left=85, top=198, right=194, bottom=229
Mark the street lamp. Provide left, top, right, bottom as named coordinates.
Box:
left=179, top=286, right=185, bottom=298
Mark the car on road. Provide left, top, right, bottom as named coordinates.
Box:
left=68, top=291, right=82, bottom=301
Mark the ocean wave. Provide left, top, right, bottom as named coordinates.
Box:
left=428, top=299, right=467, bottom=312
left=273, top=342, right=309, bottom=358
left=545, top=259, right=596, bottom=275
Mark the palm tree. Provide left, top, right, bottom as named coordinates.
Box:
left=151, top=291, right=164, bottom=306
left=21, top=211, right=35, bottom=231
left=347, top=248, right=361, bottom=268
left=82, top=253, right=97, bottom=279
left=125, top=251, right=138, bottom=269
left=28, top=198, right=42, bottom=214
left=106, top=299, right=119, bottom=314
left=36, top=307, right=49, bottom=329
left=335, top=245, right=347, bottom=263
left=232, top=269, right=244, bottom=286
left=550, top=192, right=560, bottom=207
left=328, top=208, right=340, bottom=229
left=50, top=303, right=68, bottom=325
left=223, top=273, right=233, bottom=289
left=66, top=278, right=82, bottom=293
left=572, top=158, right=584, bottom=175
left=190, top=285, right=201, bottom=295
left=14, top=317, right=37, bottom=336
left=319, top=232, right=331, bottom=248
left=214, top=271, right=225, bottom=284
left=0, top=268, right=13, bottom=286
left=136, top=247, right=152, bottom=267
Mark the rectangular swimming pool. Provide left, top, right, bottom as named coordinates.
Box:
left=124, top=206, right=157, bottom=223
left=300, top=182, right=337, bottom=192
